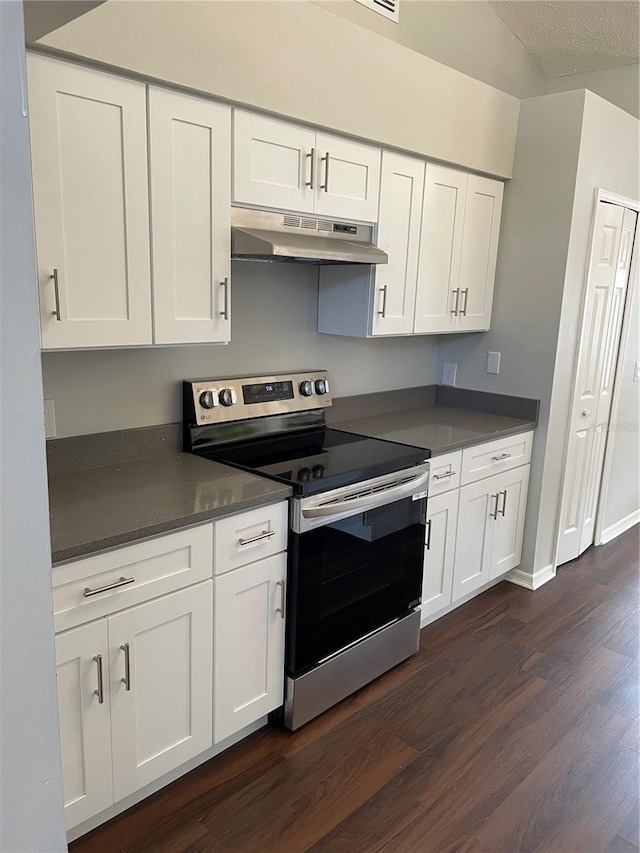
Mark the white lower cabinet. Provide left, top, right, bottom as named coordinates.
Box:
left=421, top=490, right=458, bottom=619
left=214, top=553, right=287, bottom=743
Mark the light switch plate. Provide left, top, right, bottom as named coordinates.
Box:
left=487, top=352, right=501, bottom=374
left=442, top=363, right=457, bottom=386
left=634, top=362, right=640, bottom=382
left=44, top=399, right=56, bottom=439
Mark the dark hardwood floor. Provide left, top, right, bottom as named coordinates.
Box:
left=71, top=526, right=640, bottom=853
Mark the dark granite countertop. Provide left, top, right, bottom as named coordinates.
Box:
left=49, top=453, right=292, bottom=564
left=333, top=404, right=536, bottom=455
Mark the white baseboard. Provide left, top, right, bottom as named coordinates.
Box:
left=598, top=510, right=640, bottom=545
left=506, top=564, right=555, bottom=590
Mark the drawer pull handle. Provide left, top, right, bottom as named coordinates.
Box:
left=451, top=288, right=460, bottom=316
left=305, top=147, right=315, bottom=190
left=50, top=269, right=62, bottom=320
left=238, top=530, right=276, bottom=547
left=492, top=453, right=512, bottom=462
left=120, top=643, right=131, bottom=691
left=490, top=493, right=499, bottom=520
left=93, top=654, right=104, bottom=704
left=276, top=579, right=286, bottom=619
left=460, top=288, right=469, bottom=317
left=220, top=277, right=229, bottom=320
left=500, top=489, right=507, bottom=517
left=320, top=152, right=330, bottom=192
left=425, top=518, right=432, bottom=550
left=83, top=576, right=135, bottom=597
left=433, top=470, right=456, bottom=481
left=378, top=285, right=388, bottom=318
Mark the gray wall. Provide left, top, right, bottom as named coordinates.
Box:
left=0, top=1, right=66, bottom=849
left=548, top=64, right=640, bottom=119
left=42, top=262, right=439, bottom=437
left=437, top=91, right=586, bottom=576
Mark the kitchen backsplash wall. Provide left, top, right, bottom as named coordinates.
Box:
left=41, top=262, right=439, bottom=438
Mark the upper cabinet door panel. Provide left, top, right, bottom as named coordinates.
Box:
left=233, top=110, right=315, bottom=213
left=313, top=133, right=381, bottom=222
left=372, top=153, right=425, bottom=336
left=27, top=55, right=152, bottom=349
left=149, top=88, right=231, bottom=344
left=457, top=175, right=504, bottom=332
left=414, top=165, right=467, bottom=334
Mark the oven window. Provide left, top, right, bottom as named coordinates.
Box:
left=287, top=496, right=425, bottom=676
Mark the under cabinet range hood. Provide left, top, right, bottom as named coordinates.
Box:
left=231, top=208, right=388, bottom=265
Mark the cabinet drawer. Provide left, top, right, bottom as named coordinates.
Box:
left=52, top=524, right=213, bottom=632
left=461, top=431, right=533, bottom=486
left=213, top=502, right=288, bottom=574
left=428, top=450, right=462, bottom=496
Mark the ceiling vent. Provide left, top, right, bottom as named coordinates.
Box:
left=354, top=0, right=399, bottom=23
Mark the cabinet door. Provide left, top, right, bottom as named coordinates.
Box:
left=490, top=465, right=530, bottom=578
left=414, top=165, right=466, bottom=334
left=149, top=88, right=231, bottom=344
left=55, top=621, right=113, bottom=830
left=109, top=583, right=213, bottom=801
left=421, top=490, right=458, bottom=620
left=456, top=175, right=504, bottom=332
left=313, top=133, right=381, bottom=222
left=214, top=554, right=286, bottom=743
left=233, top=110, right=315, bottom=213
left=452, top=476, right=497, bottom=600
left=372, top=153, right=425, bottom=336
left=27, top=54, right=152, bottom=349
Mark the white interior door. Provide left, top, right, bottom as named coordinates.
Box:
left=557, top=202, right=629, bottom=566
left=55, top=621, right=113, bottom=829
left=313, top=132, right=381, bottom=222
left=421, top=490, right=458, bottom=620
left=414, top=164, right=466, bottom=334
left=109, top=583, right=213, bottom=801
left=27, top=54, right=152, bottom=349
left=372, top=153, right=425, bottom=336
left=149, top=88, right=231, bottom=344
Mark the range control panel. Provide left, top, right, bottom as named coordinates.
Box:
left=185, top=371, right=332, bottom=426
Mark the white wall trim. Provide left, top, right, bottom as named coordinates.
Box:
left=597, top=510, right=640, bottom=545
left=597, top=187, right=640, bottom=212
left=506, top=564, right=555, bottom=590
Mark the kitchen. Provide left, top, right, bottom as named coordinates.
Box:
left=2, top=1, right=639, bottom=851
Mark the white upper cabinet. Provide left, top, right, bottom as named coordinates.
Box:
left=413, top=164, right=466, bottom=334
left=149, top=88, right=231, bottom=344
left=233, top=110, right=381, bottom=222
left=28, top=54, right=152, bottom=349
left=372, top=153, right=425, bottom=336
left=233, top=111, right=316, bottom=213
left=457, top=175, right=504, bottom=332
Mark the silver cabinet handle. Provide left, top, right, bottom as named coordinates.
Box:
left=490, top=493, right=499, bottom=520
left=276, top=579, right=285, bottom=619
left=238, top=530, right=276, bottom=546
left=320, top=152, right=330, bottom=192
left=120, top=643, right=131, bottom=691
left=83, top=576, right=135, bottom=597
left=50, top=269, right=62, bottom=321
left=460, top=288, right=469, bottom=316
left=425, top=518, right=432, bottom=550
left=433, top=470, right=456, bottom=481
left=499, top=489, right=507, bottom=517
left=378, top=285, right=388, bottom=318
left=492, top=453, right=512, bottom=462
left=219, top=277, right=229, bottom=319
left=305, top=148, right=315, bottom=190
left=93, top=654, right=104, bottom=704
left=451, top=288, right=460, bottom=316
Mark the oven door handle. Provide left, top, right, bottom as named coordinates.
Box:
left=300, top=470, right=429, bottom=519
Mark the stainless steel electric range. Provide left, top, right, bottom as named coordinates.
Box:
left=183, top=371, right=430, bottom=730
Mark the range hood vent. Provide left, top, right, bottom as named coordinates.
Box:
left=231, top=208, right=388, bottom=265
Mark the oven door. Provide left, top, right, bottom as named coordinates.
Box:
left=287, top=471, right=427, bottom=677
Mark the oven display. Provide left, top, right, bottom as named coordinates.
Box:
left=242, top=381, right=294, bottom=405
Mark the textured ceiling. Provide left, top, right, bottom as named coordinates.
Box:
left=489, top=0, right=640, bottom=77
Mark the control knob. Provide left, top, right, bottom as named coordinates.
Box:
left=199, top=390, right=216, bottom=410
left=314, top=379, right=328, bottom=396
left=219, top=388, right=237, bottom=407
left=312, top=465, right=325, bottom=479
left=298, top=467, right=312, bottom=483
left=299, top=380, right=314, bottom=397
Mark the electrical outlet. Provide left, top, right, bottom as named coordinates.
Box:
left=487, top=352, right=501, bottom=374
left=634, top=362, right=640, bottom=382
left=442, top=363, right=457, bottom=387
left=44, top=399, right=56, bottom=439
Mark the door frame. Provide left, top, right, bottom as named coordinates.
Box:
left=554, top=188, right=640, bottom=566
